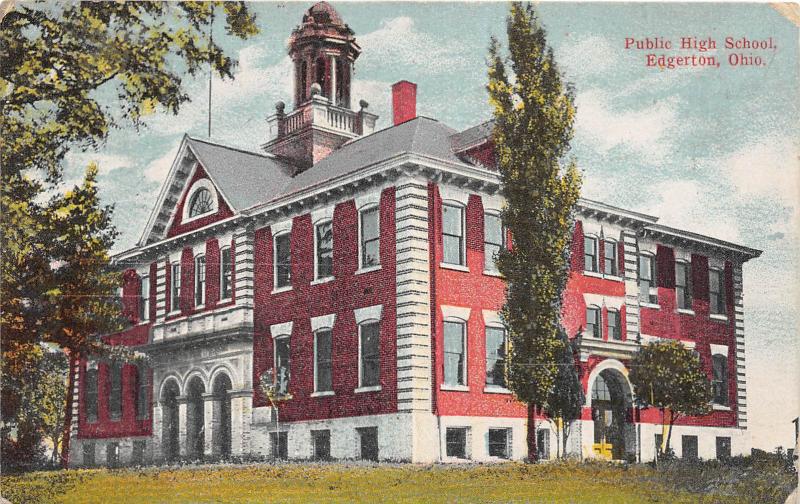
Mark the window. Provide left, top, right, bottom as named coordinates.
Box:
left=586, top=306, right=600, bottom=338
left=537, top=430, right=550, bottom=460
left=709, top=269, right=725, bottom=315
left=485, top=326, right=506, bottom=387
left=716, top=437, right=731, bottom=459
left=109, top=361, right=122, bottom=420
left=584, top=236, right=598, bottom=273
left=360, top=206, right=380, bottom=268
left=604, top=240, right=618, bottom=276
left=359, top=322, right=380, bottom=387
left=442, top=203, right=465, bottom=266
left=220, top=247, right=232, bottom=300
left=312, top=430, right=331, bottom=460
left=443, top=321, right=466, bottom=386
left=675, top=261, right=692, bottom=310
left=82, top=442, right=95, bottom=466
left=488, top=428, right=510, bottom=459
left=188, top=188, right=214, bottom=217
left=106, top=442, right=119, bottom=467
left=315, top=221, right=333, bottom=279
left=712, top=354, right=728, bottom=405
left=484, top=213, right=504, bottom=272
left=140, top=275, right=150, bottom=322
left=132, top=440, right=146, bottom=465
left=85, top=367, right=98, bottom=423
left=607, top=309, right=621, bottom=341
left=136, top=364, right=148, bottom=420
left=274, top=337, right=291, bottom=395
left=314, top=329, right=333, bottom=393
left=274, top=232, right=291, bottom=289
left=446, top=427, right=468, bottom=459
left=357, top=427, right=379, bottom=461
left=170, top=263, right=181, bottom=311
left=270, top=432, right=288, bottom=459
left=638, top=254, right=657, bottom=304
left=682, top=435, right=698, bottom=459
left=195, top=255, right=206, bottom=306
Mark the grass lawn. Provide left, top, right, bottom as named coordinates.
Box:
left=1, top=460, right=796, bottom=504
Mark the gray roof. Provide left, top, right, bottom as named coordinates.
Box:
left=278, top=116, right=461, bottom=199
left=449, top=119, right=494, bottom=152
left=186, top=137, right=295, bottom=211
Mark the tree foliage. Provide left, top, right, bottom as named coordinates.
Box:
left=545, top=328, right=585, bottom=458
left=1, top=345, right=68, bottom=471
left=1, top=1, right=258, bottom=180
left=628, top=341, right=712, bottom=456
left=487, top=2, right=581, bottom=460
left=0, top=1, right=259, bottom=467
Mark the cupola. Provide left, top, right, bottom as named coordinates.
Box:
left=263, top=2, right=378, bottom=172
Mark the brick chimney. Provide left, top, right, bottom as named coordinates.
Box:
left=392, top=81, right=417, bottom=125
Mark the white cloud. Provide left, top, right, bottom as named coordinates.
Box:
left=64, top=152, right=134, bottom=176
left=574, top=89, right=680, bottom=164
left=144, top=145, right=179, bottom=183
left=643, top=179, right=741, bottom=242
left=721, top=135, right=799, bottom=206
left=357, top=17, right=469, bottom=74
left=557, top=35, right=618, bottom=80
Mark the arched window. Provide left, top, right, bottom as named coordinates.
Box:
left=584, top=235, right=599, bottom=273
left=188, top=188, right=214, bottom=217
left=604, top=239, right=618, bottom=276
left=607, top=309, right=621, bottom=341
left=299, top=61, right=308, bottom=102
left=315, top=56, right=327, bottom=96
left=712, top=354, right=728, bottom=405
left=85, top=367, right=98, bottom=423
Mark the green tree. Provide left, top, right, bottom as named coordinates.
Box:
left=487, top=2, right=582, bottom=461
left=545, top=328, right=585, bottom=458
left=1, top=345, right=67, bottom=470
left=0, top=2, right=259, bottom=467
left=628, top=341, right=712, bottom=459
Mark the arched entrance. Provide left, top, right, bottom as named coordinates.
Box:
left=212, top=373, right=232, bottom=458
left=591, top=369, right=632, bottom=460
left=160, top=379, right=180, bottom=461
left=186, top=377, right=205, bottom=460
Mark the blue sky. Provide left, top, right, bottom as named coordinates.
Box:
left=61, top=2, right=799, bottom=450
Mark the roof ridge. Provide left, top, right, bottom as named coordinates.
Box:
left=187, top=136, right=274, bottom=159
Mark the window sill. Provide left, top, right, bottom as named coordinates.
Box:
left=604, top=274, right=623, bottom=282
left=195, top=304, right=205, bottom=311
left=583, top=270, right=603, bottom=279
left=354, top=385, right=382, bottom=394
left=483, top=270, right=503, bottom=278
left=709, top=313, right=729, bottom=322
left=440, top=384, right=469, bottom=392
left=271, top=285, right=293, bottom=295
left=167, top=310, right=181, bottom=317
left=355, top=265, right=382, bottom=275
left=310, top=276, right=335, bottom=286
left=440, top=263, right=469, bottom=273
left=219, top=297, right=232, bottom=304
left=483, top=386, right=511, bottom=394
left=712, top=404, right=731, bottom=411
left=640, top=302, right=661, bottom=309
left=310, top=391, right=335, bottom=398
left=677, top=308, right=696, bottom=316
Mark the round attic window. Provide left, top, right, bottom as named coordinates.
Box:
left=182, top=179, right=219, bottom=222
left=188, top=188, right=213, bottom=217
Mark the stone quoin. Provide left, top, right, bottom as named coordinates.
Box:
left=67, top=2, right=761, bottom=466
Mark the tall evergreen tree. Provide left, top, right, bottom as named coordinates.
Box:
left=488, top=2, right=582, bottom=461
left=546, top=328, right=585, bottom=458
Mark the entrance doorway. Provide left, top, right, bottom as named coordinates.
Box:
left=160, top=379, right=180, bottom=461
left=212, top=374, right=232, bottom=458
left=186, top=377, right=205, bottom=460
left=591, top=370, right=631, bottom=460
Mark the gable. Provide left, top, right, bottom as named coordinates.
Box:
left=166, top=163, right=234, bottom=238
